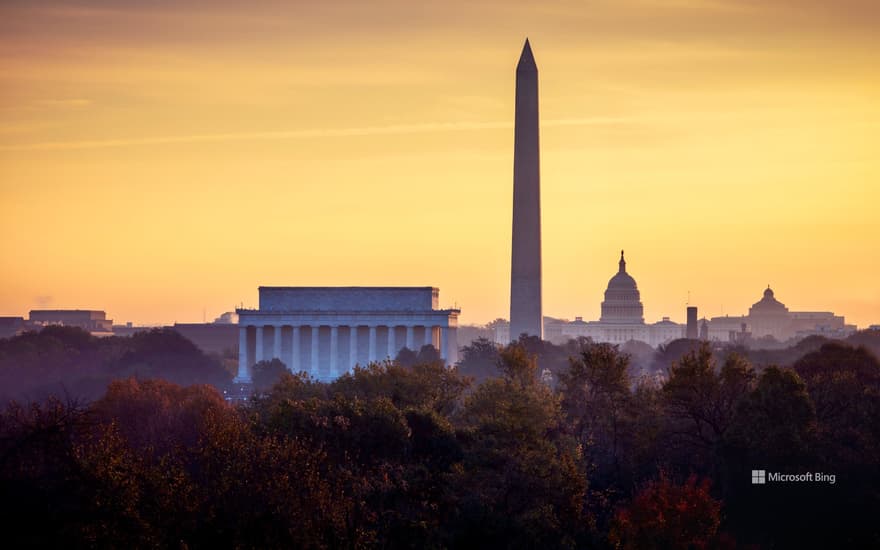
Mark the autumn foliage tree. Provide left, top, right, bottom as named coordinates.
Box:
left=2, top=331, right=880, bottom=548
left=608, top=473, right=728, bottom=550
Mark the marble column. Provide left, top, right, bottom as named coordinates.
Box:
left=330, top=326, right=338, bottom=378
left=273, top=325, right=282, bottom=361
left=255, top=326, right=264, bottom=363
left=349, top=326, right=358, bottom=372
left=440, top=326, right=448, bottom=361
left=310, top=326, right=319, bottom=377
left=424, top=325, right=433, bottom=348
left=235, top=326, right=249, bottom=382
left=387, top=325, right=396, bottom=359
left=292, top=326, right=301, bottom=372
left=406, top=325, right=414, bottom=351
left=368, top=326, right=377, bottom=362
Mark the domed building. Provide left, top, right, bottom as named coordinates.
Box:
left=747, top=286, right=790, bottom=340
left=705, top=286, right=853, bottom=344
left=561, top=250, right=683, bottom=347
left=750, top=286, right=788, bottom=314
left=600, top=251, right=644, bottom=324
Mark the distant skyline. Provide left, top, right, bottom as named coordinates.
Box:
left=1, top=1, right=878, bottom=327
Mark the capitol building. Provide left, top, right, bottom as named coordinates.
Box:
left=500, top=250, right=855, bottom=349
left=559, top=251, right=684, bottom=348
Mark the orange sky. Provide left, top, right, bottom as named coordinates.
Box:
left=1, top=0, right=878, bottom=328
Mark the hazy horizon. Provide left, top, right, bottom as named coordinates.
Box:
left=1, top=0, right=878, bottom=327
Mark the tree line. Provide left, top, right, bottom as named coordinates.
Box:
left=1, top=327, right=878, bottom=548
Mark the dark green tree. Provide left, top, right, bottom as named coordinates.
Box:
left=394, top=346, right=418, bottom=367
left=415, top=344, right=442, bottom=365
left=661, top=344, right=755, bottom=474
left=445, top=342, right=587, bottom=548
left=456, top=337, right=500, bottom=382
left=558, top=342, right=631, bottom=480
left=331, top=360, right=470, bottom=416
left=251, top=358, right=288, bottom=392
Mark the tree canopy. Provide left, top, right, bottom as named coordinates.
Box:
left=1, top=328, right=879, bottom=547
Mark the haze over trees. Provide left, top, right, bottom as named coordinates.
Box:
left=0, top=327, right=878, bottom=547
left=0, top=326, right=232, bottom=402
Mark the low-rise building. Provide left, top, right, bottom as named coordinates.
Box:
left=29, top=309, right=113, bottom=334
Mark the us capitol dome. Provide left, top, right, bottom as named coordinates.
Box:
left=600, top=250, right=645, bottom=324
left=559, top=250, right=683, bottom=347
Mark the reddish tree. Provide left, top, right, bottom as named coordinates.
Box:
left=92, top=378, right=231, bottom=456
left=609, top=473, right=731, bottom=550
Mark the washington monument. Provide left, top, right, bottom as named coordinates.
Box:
left=509, top=38, right=543, bottom=340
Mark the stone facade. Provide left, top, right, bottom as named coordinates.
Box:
left=235, top=287, right=459, bottom=383
left=509, top=39, right=543, bottom=340
left=258, top=287, right=438, bottom=312
left=28, top=309, right=113, bottom=333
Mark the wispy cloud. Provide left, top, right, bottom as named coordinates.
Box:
left=0, top=116, right=641, bottom=152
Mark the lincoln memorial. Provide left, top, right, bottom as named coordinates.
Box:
left=234, top=287, right=460, bottom=383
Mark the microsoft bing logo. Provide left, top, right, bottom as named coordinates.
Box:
left=750, top=469, right=835, bottom=485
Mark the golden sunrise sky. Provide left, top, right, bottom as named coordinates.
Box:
left=1, top=0, right=878, bottom=328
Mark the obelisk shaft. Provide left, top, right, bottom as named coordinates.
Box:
left=509, top=39, right=543, bottom=341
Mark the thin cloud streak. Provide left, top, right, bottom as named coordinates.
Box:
left=0, top=116, right=644, bottom=152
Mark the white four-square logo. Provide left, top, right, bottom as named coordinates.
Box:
left=751, top=470, right=766, bottom=484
